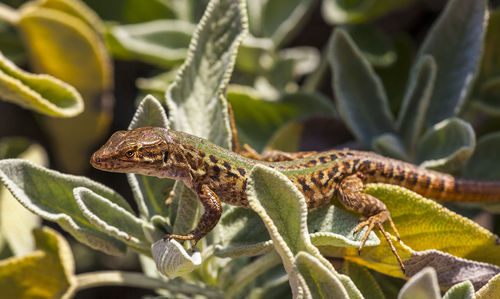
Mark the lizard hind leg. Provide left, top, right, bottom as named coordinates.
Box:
left=338, top=173, right=405, bottom=272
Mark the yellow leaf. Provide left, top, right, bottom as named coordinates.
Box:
left=0, top=227, right=75, bottom=299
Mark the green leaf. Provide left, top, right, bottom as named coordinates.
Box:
left=127, top=95, right=172, bottom=220
left=0, top=159, right=130, bottom=255
left=228, top=87, right=336, bottom=152
left=260, top=0, right=317, bottom=47
left=398, top=267, right=440, bottom=299
left=151, top=239, right=202, bottom=278
left=84, top=0, right=177, bottom=24
left=0, top=227, right=75, bottom=299
left=442, top=281, right=474, bottom=299
left=171, top=181, right=200, bottom=236
left=343, top=24, right=396, bottom=67
left=477, top=8, right=500, bottom=81
left=464, top=132, right=500, bottom=180
left=17, top=0, right=114, bottom=173
left=343, top=261, right=386, bottom=299
left=235, top=36, right=273, bottom=75
left=417, top=118, right=475, bottom=173
left=348, top=184, right=500, bottom=278
left=397, top=56, right=436, bottom=153
left=0, top=51, right=83, bottom=117
left=105, top=20, right=194, bottom=68
left=166, top=0, right=247, bottom=149
left=475, top=272, right=500, bottom=299
left=372, top=133, right=409, bottom=161
left=247, top=164, right=361, bottom=298
left=0, top=139, right=46, bottom=257
left=74, top=187, right=152, bottom=253
left=416, top=0, right=486, bottom=126
left=294, top=251, right=351, bottom=299
left=328, top=29, right=394, bottom=147
left=321, top=0, right=416, bottom=24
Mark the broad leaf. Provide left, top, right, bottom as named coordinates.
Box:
left=151, top=238, right=202, bottom=278
left=397, top=56, right=436, bottom=153
left=74, top=187, right=152, bottom=254
left=17, top=0, right=114, bottom=173
left=345, top=184, right=500, bottom=278
left=228, top=86, right=336, bottom=152
left=166, top=0, right=247, bottom=148
left=0, top=51, right=83, bottom=117
left=106, top=20, right=194, bottom=68
left=372, top=133, right=409, bottom=162
left=416, top=0, right=486, bottom=126
left=0, top=227, right=75, bottom=299
left=343, top=24, right=396, bottom=67
left=0, top=159, right=130, bottom=255
left=328, top=29, right=394, bottom=147
left=247, top=164, right=362, bottom=298
left=417, top=118, right=475, bottom=173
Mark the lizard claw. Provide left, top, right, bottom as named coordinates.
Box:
left=354, top=211, right=405, bottom=273
left=163, top=233, right=200, bottom=252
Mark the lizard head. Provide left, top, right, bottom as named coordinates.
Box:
left=91, top=126, right=174, bottom=177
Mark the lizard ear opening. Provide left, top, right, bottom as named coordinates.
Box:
left=163, top=152, right=169, bottom=163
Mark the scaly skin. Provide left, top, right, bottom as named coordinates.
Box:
left=91, top=127, right=500, bottom=272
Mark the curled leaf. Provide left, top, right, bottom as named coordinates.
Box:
left=151, top=239, right=202, bottom=278
left=0, top=51, right=83, bottom=117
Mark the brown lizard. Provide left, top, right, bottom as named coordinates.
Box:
left=91, top=126, right=500, bottom=272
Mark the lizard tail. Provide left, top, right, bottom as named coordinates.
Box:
left=366, top=159, right=500, bottom=203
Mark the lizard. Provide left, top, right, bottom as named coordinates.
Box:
left=90, top=126, right=500, bottom=272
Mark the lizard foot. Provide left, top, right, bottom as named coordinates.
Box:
left=163, top=233, right=199, bottom=252
left=353, top=211, right=405, bottom=273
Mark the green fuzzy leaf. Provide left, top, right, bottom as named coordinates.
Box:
left=294, top=251, right=351, bottom=299
left=166, top=0, right=248, bottom=149
left=442, top=281, right=474, bottom=299
left=0, top=227, right=75, bottom=299
left=343, top=24, right=396, bottom=67
left=416, top=0, right=486, bottom=126
left=0, top=159, right=129, bottom=255
left=417, top=118, right=475, bottom=173
left=398, top=267, right=440, bottom=299
left=343, top=261, right=386, bottom=299
left=235, top=36, right=273, bottom=75
left=171, top=181, right=200, bottom=236
left=74, top=187, right=152, bottom=253
left=228, top=86, right=336, bottom=152
left=397, top=56, right=436, bottom=153
left=127, top=95, right=172, bottom=220
left=475, top=272, right=500, bottom=299
left=84, top=0, right=176, bottom=24
left=247, top=164, right=361, bottom=298
left=476, top=8, right=500, bottom=82
left=151, top=239, right=202, bottom=278
left=0, top=51, right=83, bottom=117
left=328, top=29, right=394, bottom=147
left=321, top=0, right=416, bottom=24
left=105, top=20, right=194, bottom=68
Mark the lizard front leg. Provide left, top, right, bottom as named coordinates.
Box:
left=338, top=173, right=405, bottom=272
left=163, top=184, right=222, bottom=250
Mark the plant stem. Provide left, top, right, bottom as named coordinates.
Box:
left=74, top=271, right=223, bottom=298
left=0, top=3, right=19, bottom=25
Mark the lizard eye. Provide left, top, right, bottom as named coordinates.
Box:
left=125, top=150, right=135, bottom=158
